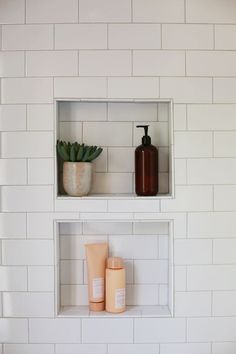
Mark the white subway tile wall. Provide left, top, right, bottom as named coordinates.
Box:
left=0, top=0, right=236, bottom=353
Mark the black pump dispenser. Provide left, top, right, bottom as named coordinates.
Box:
left=135, top=125, right=158, bottom=196
left=136, top=125, right=151, bottom=145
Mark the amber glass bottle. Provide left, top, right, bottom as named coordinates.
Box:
left=135, top=125, right=158, bottom=196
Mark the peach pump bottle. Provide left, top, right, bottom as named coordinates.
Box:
left=105, top=257, right=126, bottom=313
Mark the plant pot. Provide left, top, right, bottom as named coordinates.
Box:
left=63, top=162, right=92, bottom=197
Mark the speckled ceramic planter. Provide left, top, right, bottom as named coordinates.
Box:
left=63, top=162, right=92, bottom=197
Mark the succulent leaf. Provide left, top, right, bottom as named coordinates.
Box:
left=87, top=147, right=103, bottom=162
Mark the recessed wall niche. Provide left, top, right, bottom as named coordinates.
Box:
left=55, top=99, right=174, bottom=198
left=55, top=220, right=174, bottom=318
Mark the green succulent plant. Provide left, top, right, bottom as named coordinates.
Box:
left=57, top=140, right=103, bottom=163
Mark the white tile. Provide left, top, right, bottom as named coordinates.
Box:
left=212, top=342, right=236, bottom=354
left=60, top=260, right=83, bottom=284
left=28, top=159, right=54, bottom=185
left=160, top=343, right=211, bottom=354
left=61, top=284, right=88, bottom=306
left=187, top=51, right=236, bottom=76
left=108, top=235, right=133, bottom=259
left=162, top=24, right=213, bottom=49
left=175, top=239, right=212, bottom=265
left=0, top=319, right=28, bottom=343
left=214, top=132, right=236, bottom=157
left=133, top=222, right=168, bottom=235
left=187, top=265, right=236, bottom=291
left=108, top=77, right=159, bottom=99
left=0, top=266, right=27, bottom=291
left=133, top=51, right=185, bottom=76
left=161, top=186, right=213, bottom=212
left=0, top=52, right=24, bottom=77
left=2, top=78, right=53, bottom=104
left=60, top=222, right=82, bottom=235
left=108, top=200, right=159, bottom=213
left=59, top=122, right=82, bottom=142
left=0, top=105, right=26, bottom=131
left=80, top=50, right=131, bottom=76
left=1, top=186, right=53, bottom=212
left=174, top=159, right=187, bottom=185
left=215, top=25, right=236, bottom=49
left=28, top=266, right=54, bottom=291
left=186, top=0, right=236, bottom=23
left=213, top=291, right=236, bottom=316
left=0, top=0, right=25, bottom=24
left=79, top=0, right=131, bottom=22
left=0, top=213, right=26, bottom=239
left=213, top=239, right=236, bottom=264
left=108, top=148, right=134, bottom=172
left=2, top=240, right=53, bottom=265
left=187, top=158, right=236, bottom=184
left=59, top=102, right=107, bottom=122
left=214, top=78, right=236, bottom=103
left=55, top=199, right=107, bottom=213
left=109, top=24, right=161, bottom=49
left=56, top=344, right=106, bottom=354
left=175, top=266, right=186, bottom=291
left=54, top=78, right=106, bottom=98
left=2, top=24, right=53, bottom=50
left=133, top=0, right=185, bottom=23
left=175, top=292, right=211, bottom=317
left=26, top=51, right=78, bottom=77
left=4, top=344, right=54, bottom=354
left=188, top=317, right=236, bottom=342
left=55, top=24, right=107, bottom=49
left=214, top=185, right=236, bottom=211
left=92, top=173, right=133, bottom=194
left=26, top=0, right=78, bottom=23
left=29, top=319, right=81, bottom=343
left=173, top=104, right=186, bottom=131
left=133, top=122, right=168, bottom=147
left=27, top=104, right=53, bottom=131
left=187, top=104, right=236, bottom=130
left=60, top=235, right=84, bottom=260
left=188, top=212, right=236, bottom=238
left=134, top=260, right=168, bottom=284
left=1, top=132, right=53, bottom=158
left=134, top=318, right=186, bottom=343
left=108, top=102, right=158, bottom=122
left=27, top=213, right=53, bottom=239
left=159, top=147, right=169, bottom=172
left=3, top=292, right=54, bottom=317
left=82, top=319, right=133, bottom=343
left=160, top=78, right=212, bottom=104
left=158, top=235, right=168, bottom=259
left=126, top=284, right=159, bottom=305
left=83, top=221, right=132, bottom=235
left=0, top=159, right=27, bottom=185
left=109, top=344, right=158, bottom=354
left=134, top=235, right=158, bottom=259
left=83, top=122, right=132, bottom=147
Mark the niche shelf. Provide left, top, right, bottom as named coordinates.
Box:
left=54, top=219, right=174, bottom=318
left=54, top=98, right=174, bottom=200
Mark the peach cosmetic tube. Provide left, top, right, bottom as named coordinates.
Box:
left=85, top=242, right=108, bottom=311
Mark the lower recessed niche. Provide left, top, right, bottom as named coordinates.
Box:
left=55, top=220, right=174, bottom=318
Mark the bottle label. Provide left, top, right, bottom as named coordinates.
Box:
left=92, top=278, right=104, bottom=299
left=115, top=288, right=125, bottom=309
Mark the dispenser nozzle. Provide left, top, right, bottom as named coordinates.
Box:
left=136, top=125, right=151, bottom=145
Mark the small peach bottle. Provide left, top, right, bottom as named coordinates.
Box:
left=105, top=257, right=126, bottom=313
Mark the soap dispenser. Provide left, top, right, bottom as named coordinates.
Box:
left=135, top=125, right=158, bottom=196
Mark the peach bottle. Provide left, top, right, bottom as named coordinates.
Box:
left=105, top=257, right=126, bottom=313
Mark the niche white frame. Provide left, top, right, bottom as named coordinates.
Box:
left=54, top=98, right=174, bottom=201
left=54, top=218, right=174, bottom=318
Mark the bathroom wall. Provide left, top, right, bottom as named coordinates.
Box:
left=1, top=0, right=236, bottom=353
